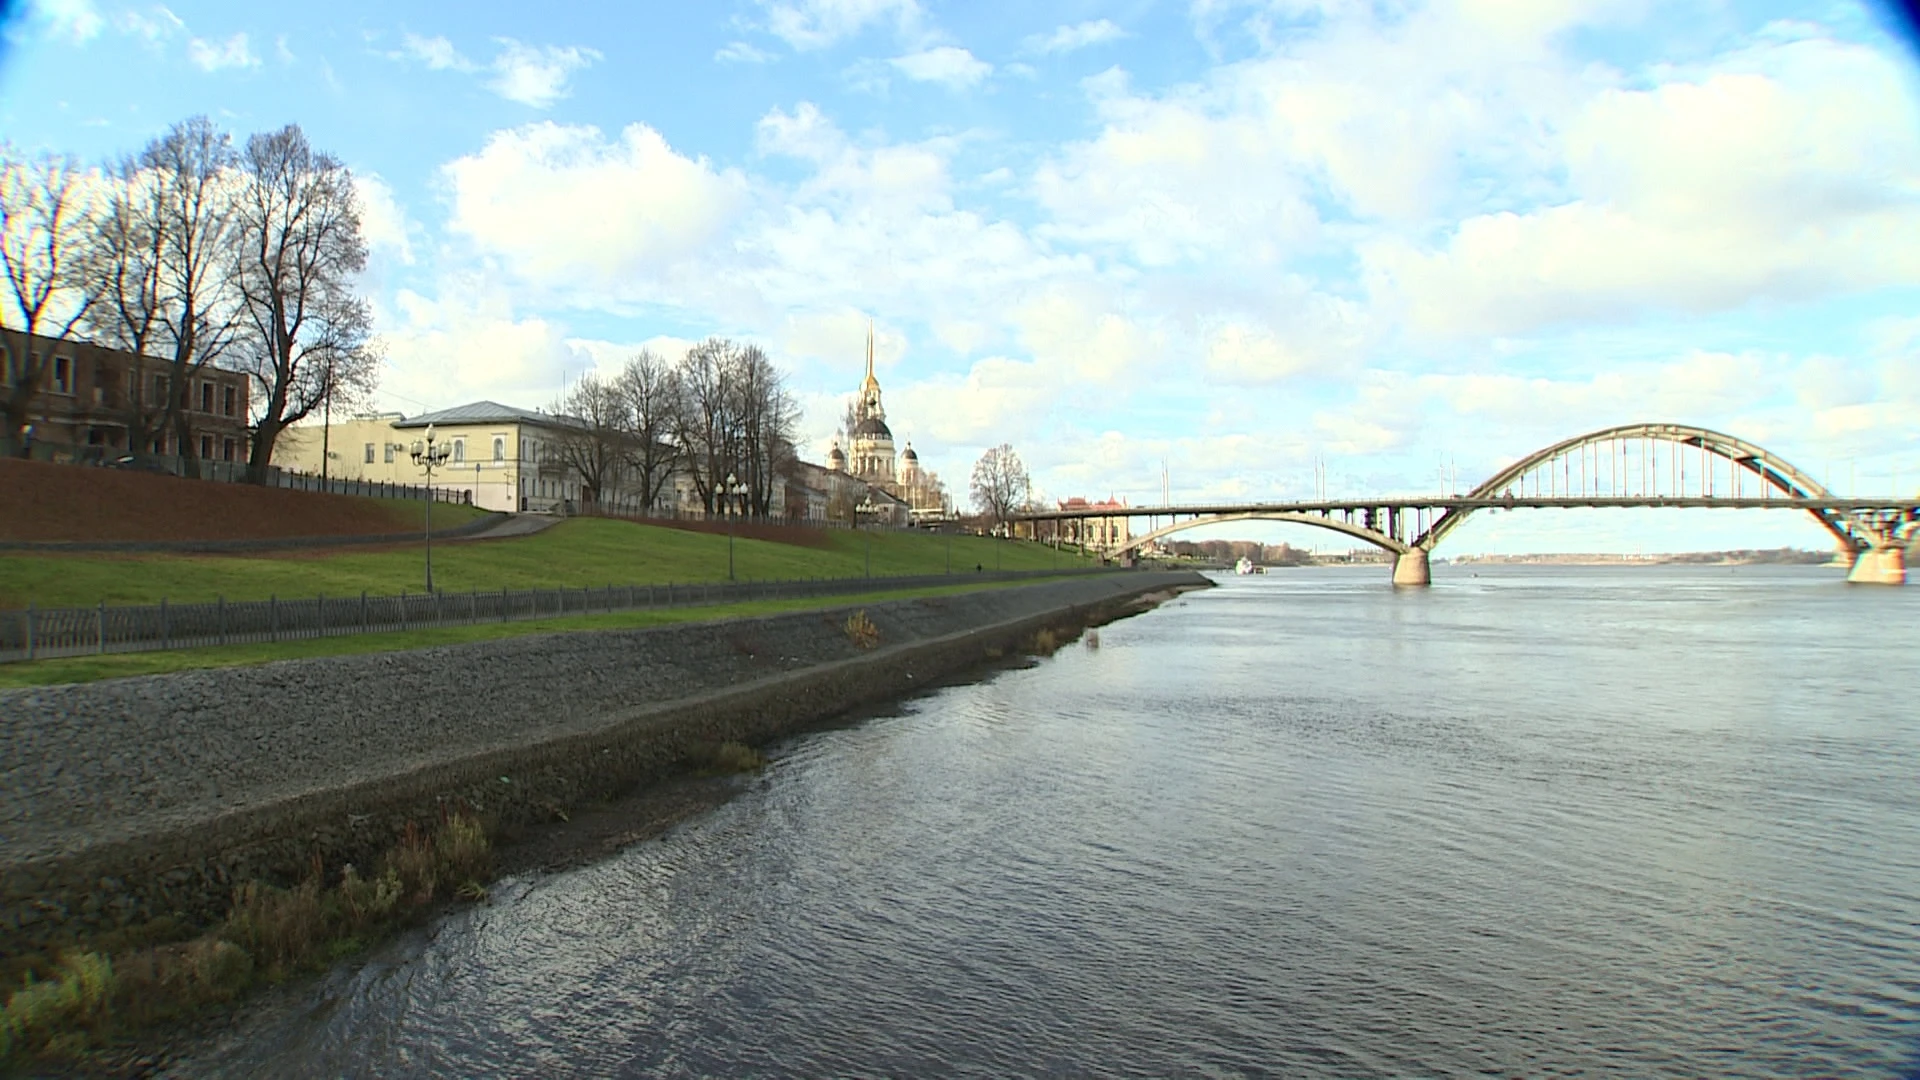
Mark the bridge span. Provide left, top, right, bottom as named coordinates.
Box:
left=1012, top=423, right=1920, bottom=586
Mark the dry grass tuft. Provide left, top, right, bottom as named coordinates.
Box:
left=844, top=610, right=881, bottom=649
left=706, top=740, right=768, bottom=773
left=1, top=812, right=497, bottom=1067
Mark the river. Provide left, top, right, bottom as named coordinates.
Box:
left=175, top=565, right=1920, bottom=1078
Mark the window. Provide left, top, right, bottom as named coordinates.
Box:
left=493, top=436, right=504, bottom=462
left=364, top=442, right=376, bottom=464
left=200, top=435, right=213, bottom=459
left=223, top=384, right=236, bottom=416
left=152, top=435, right=167, bottom=455
left=452, top=438, right=464, bottom=463
left=223, top=438, right=236, bottom=462
left=384, top=443, right=394, bottom=464
left=53, top=356, right=70, bottom=394
left=154, top=375, right=168, bottom=403
left=200, top=382, right=213, bottom=413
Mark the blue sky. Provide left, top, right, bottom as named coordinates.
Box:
left=4, top=0, right=1919, bottom=553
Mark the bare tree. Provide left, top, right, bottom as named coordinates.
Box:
left=550, top=371, right=628, bottom=510
left=970, top=443, right=1030, bottom=529
left=612, top=348, right=680, bottom=512
left=141, top=116, right=245, bottom=476
left=232, top=124, right=379, bottom=483
left=0, top=148, right=97, bottom=456
left=671, top=337, right=737, bottom=515
left=81, top=155, right=171, bottom=452
left=731, top=342, right=799, bottom=517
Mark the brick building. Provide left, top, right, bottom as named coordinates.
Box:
left=3, top=329, right=250, bottom=464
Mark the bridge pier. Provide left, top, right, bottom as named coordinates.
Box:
left=1846, top=546, right=1906, bottom=586
left=1391, top=548, right=1431, bottom=587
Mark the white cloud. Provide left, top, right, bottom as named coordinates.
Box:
left=31, top=0, right=104, bottom=43
left=114, top=5, right=182, bottom=44
left=186, top=32, right=258, bottom=72
left=716, top=40, right=775, bottom=64
left=399, top=32, right=474, bottom=72
left=1364, top=33, right=1920, bottom=338
left=761, top=0, right=922, bottom=50
left=354, top=173, right=416, bottom=267
left=488, top=38, right=601, bottom=108
left=274, top=33, right=294, bottom=63
left=372, top=284, right=585, bottom=412
left=391, top=34, right=599, bottom=107
left=888, top=46, right=991, bottom=88
left=1025, top=19, right=1127, bottom=54
left=443, top=121, right=749, bottom=295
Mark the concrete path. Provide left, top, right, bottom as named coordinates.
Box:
left=452, top=512, right=563, bottom=541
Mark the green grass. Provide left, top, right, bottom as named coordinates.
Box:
left=0, top=577, right=1090, bottom=688
left=0, top=518, right=1092, bottom=609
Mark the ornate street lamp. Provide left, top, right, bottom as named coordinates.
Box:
left=410, top=423, right=453, bottom=592
left=724, top=472, right=751, bottom=580
left=855, top=495, right=881, bottom=578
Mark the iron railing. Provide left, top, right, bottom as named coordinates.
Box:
left=0, top=568, right=1113, bottom=664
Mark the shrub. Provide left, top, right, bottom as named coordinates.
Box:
left=0, top=952, right=114, bottom=1058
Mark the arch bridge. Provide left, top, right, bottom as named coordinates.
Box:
left=1014, top=424, right=1920, bottom=586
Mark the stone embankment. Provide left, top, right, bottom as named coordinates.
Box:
left=0, top=571, right=1206, bottom=953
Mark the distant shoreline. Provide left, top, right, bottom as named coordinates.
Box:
left=1443, top=549, right=1837, bottom=567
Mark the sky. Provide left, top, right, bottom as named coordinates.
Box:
left=3, top=0, right=1918, bottom=554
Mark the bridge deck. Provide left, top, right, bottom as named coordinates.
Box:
left=1020, top=496, right=1920, bottom=521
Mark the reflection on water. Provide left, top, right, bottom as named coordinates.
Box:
left=179, top=566, right=1920, bottom=1078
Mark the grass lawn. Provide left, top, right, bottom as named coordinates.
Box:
left=0, top=518, right=1096, bottom=609
left=0, top=576, right=1090, bottom=688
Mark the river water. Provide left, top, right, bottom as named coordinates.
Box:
left=180, top=566, right=1920, bottom=1078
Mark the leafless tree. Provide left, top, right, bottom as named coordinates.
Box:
left=730, top=342, right=799, bottom=517
left=81, top=155, right=171, bottom=452
left=970, top=443, right=1030, bottom=529
left=140, top=116, right=246, bottom=476
left=0, top=148, right=97, bottom=456
left=669, top=338, right=798, bottom=517
left=231, top=124, right=379, bottom=483
left=550, top=370, right=628, bottom=510
left=671, top=337, right=737, bottom=515
left=612, top=348, right=680, bottom=512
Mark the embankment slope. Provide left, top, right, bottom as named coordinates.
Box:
left=0, top=571, right=1206, bottom=952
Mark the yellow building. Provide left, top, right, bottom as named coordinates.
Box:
left=274, top=401, right=625, bottom=513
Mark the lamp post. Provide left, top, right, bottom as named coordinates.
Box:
left=410, top=424, right=453, bottom=592
left=855, top=496, right=879, bottom=578
left=724, top=472, right=750, bottom=580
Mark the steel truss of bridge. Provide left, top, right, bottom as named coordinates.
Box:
left=1009, top=423, right=1920, bottom=587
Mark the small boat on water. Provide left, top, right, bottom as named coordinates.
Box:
left=1235, top=557, right=1255, bottom=575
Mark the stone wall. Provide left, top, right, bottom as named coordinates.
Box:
left=0, top=571, right=1206, bottom=954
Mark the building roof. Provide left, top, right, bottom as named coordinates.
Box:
left=851, top=416, right=893, bottom=439
left=393, top=401, right=581, bottom=430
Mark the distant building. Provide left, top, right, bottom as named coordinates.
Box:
left=828, top=321, right=951, bottom=524
left=1056, top=496, right=1133, bottom=554
left=275, top=401, right=671, bottom=514
left=2, top=329, right=249, bottom=464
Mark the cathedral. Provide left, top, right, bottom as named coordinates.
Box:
left=828, top=322, right=949, bottom=521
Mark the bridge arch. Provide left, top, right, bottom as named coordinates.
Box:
left=1114, top=511, right=1408, bottom=559
left=1415, top=423, right=1856, bottom=551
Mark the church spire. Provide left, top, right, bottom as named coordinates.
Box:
left=866, top=319, right=875, bottom=382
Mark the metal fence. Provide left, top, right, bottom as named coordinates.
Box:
left=0, top=568, right=1112, bottom=664
left=25, top=440, right=473, bottom=504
